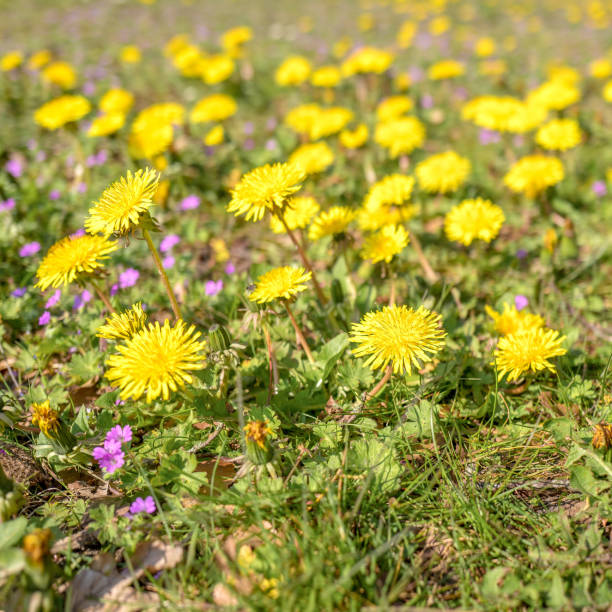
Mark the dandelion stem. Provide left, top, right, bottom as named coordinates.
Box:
left=388, top=271, right=397, bottom=307
left=283, top=302, right=315, bottom=364
left=408, top=229, right=438, bottom=284
left=364, top=365, right=393, bottom=402
left=142, top=228, right=182, bottom=321
left=263, top=321, right=278, bottom=404
left=278, top=215, right=328, bottom=306
left=89, top=279, right=115, bottom=313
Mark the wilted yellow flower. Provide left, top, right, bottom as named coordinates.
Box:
left=269, top=196, right=320, bottom=234
left=23, top=529, right=52, bottom=567
left=100, top=88, right=134, bottom=114
left=288, top=142, right=334, bottom=175
left=202, top=54, right=234, bottom=84
left=275, top=56, right=312, bottom=86
left=85, top=168, right=160, bottom=237
left=535, top=118, right=582, bottom=151
left=244, top=420, right=273, bottom=449
left=350, top=305, right=446, bottom=374
left=376, top=96, right=413, bottom=122
left=444, top=198, right=505, bottom=246
left=31, top=401, right=59, bottom=437
left=543, top=228, right=558, bottom=253
left=249, top=266, right=312, bottom=303
left=360, top=224, right=409, bottom=263
left=35, top=234, right=117, bottom=291
left=428, top=59, right=464, bottom=80
left=190, top=94, right=237, bottom=123
left=97, top=303, right=148, bottom=340
left=34, top=95, right=91, bottom=130
left=1, top=51, right=23, bottom=71
left=42, top=61, right=77, bottom=89
left=416, top=151, right=471, bottom=194
left=204, top=124, right=224, bottom=146
left=311, top=65, right=342, bottom=88
left=375, top=117, right=426, bottom=157
left=106, top=319, right=206, bottom=403
left=339, top=123, right=368, bottom=149
left=592, top=423, right=612, bottom=450
left=504, top=155, right=564, bottom=198
left=27, top=50, right=52, bottom=70
left=341, top=46, right=393, bottom=76
left=485, top=303, right=545, bottom=336
left=308, top=206, right=354, bottom=240
left=227, top=163, right=305, bottom=222
left=87, top=112, right=126, bottom=137
left=494, top=328, right=567, bottom=381
left=120, top=45, right=142, bottom=64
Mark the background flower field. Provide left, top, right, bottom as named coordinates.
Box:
left=1, top=0, right=612, bottom=609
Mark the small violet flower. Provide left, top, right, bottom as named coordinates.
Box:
left=0, top=198, right=16, bottom=212
left=180, top=195, right=200, bottom=210
left=592, top=180, right=607, bottom=197
left=119, top=268, right=140, bottom=289
left=205, top=279, right=223, bottom=296
left=49, top=189, right=61, bottom=200
left=73, top=289, right=92, bottom=310
left=19, top=242, right=41, bottom=257
left=159, top=234, right=180, bottom=253
left=129, top=496, right=156, bottom=515
left=45, top=289, right=61, bottom=308
left=514, top=295, right=529, bottom=311
left=11, top=287, right=27, bottom=298
left=105, top=424, right=132, bottom=448
left=38, top=311, right=51, bottom=326
left=5, top=157, right=23, bottom=178
left=93, top=446, right=125, bottom=474
left=224, top=262, right=236, bottom=275
left=162, top=255, right=175, bottom=269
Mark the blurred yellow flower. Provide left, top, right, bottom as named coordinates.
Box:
left=376, top=96, right=413, bottom=122
left=375, top=117, right=425, bottom=157
left=475, top=37, right=496, bottom=57
left=311, top=65, right=342, bottom=88
left=308, top=206, right=354, bottom=240
left=120, top=45, right=142, bottom=64
left=428, top=59, right=465, bottom=80
left=397, top=20, right=417, bottom=48
left=339, top=123, right=368, bottom=148
left=485, top=303, right=544, bottom=336
left=275, top=56, right=312, bottom=86
left=100, top=88, right=134, bottom=114
left=504, top=155, right=564, bottom=198
left=589, top=57, right=612, bottom=79
left=249, top=266, right=312, bottom=303
left=42, top=61, right=77, bottom=89
left=28, top=50, right=51, bottom=70
left=34, top=95, right=91, bottom=130
left=190, top=94, right=237, bottom=123
left=535, top=118, right=582, bottom=151
left=416, top=151, right=471, bottom=194
left=360, top=224, right=409, bottom=263
left=269, top=196, right=320, bottom=234
left=288, top=142, right=334, bottom=175
left=341, top=47, right=393, bottom=76
left=202, top=54, right=234, bottom=84
left=204, top=124, right=224, bottom=146
left=87, top=112, right=126, bottom=137
left=444, top=198, right=505, bottom=246
left=527, top=80, right=580, bottom=110
left=1, top=51, right=23, bottom=71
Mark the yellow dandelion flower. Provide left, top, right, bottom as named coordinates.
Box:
left=31, top=401, right=59, bottom=437
left=35, top=234, right=118, bottom=291
left=190, top=93, right=237, bottom=123
left=249, top=266, right=312, bottom=304
left=269, top=196, right=320, bottom=234
left=87, top=112, right=126, bottom=137
left=285, top=104, right=322, bottom=136
left=527, top=80, right=580, bottom=111
left=201, top=54, right=235, bottom=84
left=309, top=107, right=353, bottom=140
left=133, top=103, right=185, bottom=131
left=394, top=72, right=412, bottom=91
left=221, top=26, right=252, bottom=57
left=475, top=37, right=496, bottom=57
left=244, top=420, right=273, bottom=449
left=397, top=20, right=417, bottom=48
left=350, top=305, right=446, bottom=374
left=444, top=198, right=505, bottom=246
left=374, top=116, right=426, bottom=158
left=204, top=125, right=224, bottom=146
left=589, top=58, right=612, bottom=79
left=42, top=61, right=77, bottom=89
left=97, top=303, right=148, bottom=340
left=535, top=118, right=582, bottom=151
left=27, top=50, right=52, bottom=71
left=428, top=59, right=465, bottom=80
left=429, top=16, right=450, bottom=36
left=128, top=122, right=173, bottom=159
left=227, top=163, right=305, bottom=222
left=23, top=529, right=52, bottom=567
left=360, top=224, right=409, bottom=263
left=311, top=65, right=342, bottom=88
left=99, top=88, right=134, bottom=114
left=341, top=47, right=393, bottom=76
left=604, top=80, right=612, bottom=102
left=504, top=155, right=564, bottom=198
left=364, top=174, right=415, bottom=209
left=485, top=303, right=545, bottom=336
left=376, top=96, right=414, bottom=122
left=479, top=60, right=507, bottom=77
left=85, top=168, right=160, bottom=237
left=34, top=95, right=91, bottom=130
left=1, top=51, right=23, bottom=71
left=106, top=319, right=206, bottom=403
left=339, top=123, right=368, bottom=149
left=288, top=142, right=334, bottom=175
left=357, top=203, right=417, bottom=232
left=120, top=45, right=141, bottom=64
left=308, top=206, right=355, bottom=241
left=275, top=56, right=312, bottom=86
left=416, top=151, right=471, bottom=194
left=494, top=328, right=567, bottom=382
left=462, top=96, right=547, bottom=133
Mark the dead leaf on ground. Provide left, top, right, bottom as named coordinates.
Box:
left=70, top=539, right=183, bottom=611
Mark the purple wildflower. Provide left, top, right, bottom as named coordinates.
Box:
left=516, top=248, right=528, bottom=260
left=93, top=446, right=125, bottom=474
left=70, top=228, right=86, bottom=238
left=515, top=295, right=529, bottom=311
left=180, top=195, right=200, bottom=211
left=243, top=121, right=254, bottom=135
left=105, top=424, right=132, bottom=448
left=224, top=262, right=236, bottom=275
left=36, top=151, right=47, bottom=163
left=5, top=158, right=23, bottom=178
left=266, top=117, right=277, bottom=131
left=45, top=289, right=61, bottom=308
left=592, top=180, right=607, bottom=197
left=19, top=242, right=41, bottom=257
left=160, top=234, right=180, bottom=252
left=38, top=311, right=51, bottom=326
left=129, top=496, right=156, bottom=515
left=82, top=82, right=96, bottom=96
left=162, top=255, right=175, bottom=269
left=0, top=198, right=15, bottom=212
left=479, top=128, right=500, bottom=145
left=205, top=279, right=223, bottom=296
left=77, top=182, right=87, bottom=194
left=421, top=94, right=434, bottom=109
left=265, top=139, right=277, bottom=151
left=11, top=287, right=27, bottom=298
left=110, top=283, right=119, bottom=296
left=49, top=189, right=61, bottom=200
left=119, top=268, right=139, bottom=289
left=244, top=138, right=255, bottom=151
left=73, top=289, right=92, bottom=310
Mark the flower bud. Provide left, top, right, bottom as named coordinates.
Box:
left=592, top=423, right=612, bottom=450
left=0, top=464, right=23, bottom=522
left=208, top=324, right=232, bottom=353
left=331, top=278, right=344, bottom=305
left=31, top=401, right=76, bottom=455
left=244, top=420, right=274, bottom=465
